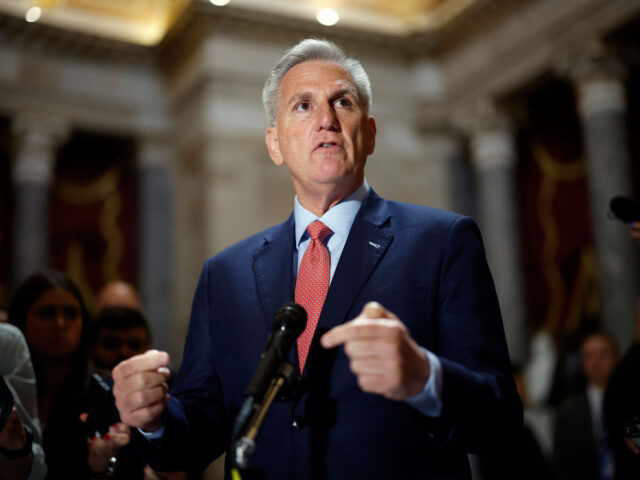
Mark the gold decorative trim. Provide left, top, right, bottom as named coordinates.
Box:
left=564, top=246, right=598, bottom=331
left=53, top=168, right=121, bottom=205
left=533, top=141, right=588, bottom=333
left=537, top=169, right=564, bottom=332
left=534, top=143, right=585, bottom=182
left=99, top=191, right=124, bottom=282
left=54, top=165, right=126, bottom=287
left=65, top=239, right=97, bottom=309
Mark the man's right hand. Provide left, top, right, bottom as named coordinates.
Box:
left=112, top=350, right=171, bottom=433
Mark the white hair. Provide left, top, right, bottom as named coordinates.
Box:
left=262, top=38, right=373, bottom=126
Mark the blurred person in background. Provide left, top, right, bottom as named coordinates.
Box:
left=603, top=298, right=640, bottom=479
left=523, top=329, right=556, bottom=458
left=554, top=332, right=619, bottom=480
left=8, top=271, right=130, bottom=479
left=474, top=363, right=553, bottom=479
left=90, top=306, right=150, bottom=379
left=0, top=322, right=46, bottom=479
left=89, top=303, right=194, bottom=480
left=95, top=281, right=142, bottom=313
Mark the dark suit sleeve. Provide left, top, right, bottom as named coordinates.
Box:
left=434, top=216, right=522, bottom=453
left=134, top=259, right=231, bottom=472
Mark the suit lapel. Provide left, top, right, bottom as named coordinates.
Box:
left=251, top=192, right=394, bottom=376
left=252, top=214, right=296, bottom=327
left=318, top=190, right=394, bottom=330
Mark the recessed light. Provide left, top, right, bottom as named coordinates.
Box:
left=316, top=8, right=339, bottom=26
left=210, top=0, right=230, bottom=6
left=25, top=6, right=42, bottom=23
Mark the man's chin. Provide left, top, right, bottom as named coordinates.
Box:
left=312, top=173, right=360, bottom=189
left=313, top=164, right=360, bottom=183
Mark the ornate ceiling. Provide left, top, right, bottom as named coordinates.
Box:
left=0, top=0, right=478, bottom=45
left=0, top=0, right=188, bottom=44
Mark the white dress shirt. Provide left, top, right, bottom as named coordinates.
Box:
left=293, top=180, right=442, bottom=417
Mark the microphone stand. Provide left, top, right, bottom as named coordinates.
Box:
left=232, top=362, right=297, bottom=474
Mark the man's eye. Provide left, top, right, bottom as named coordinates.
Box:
left=335, top=98, right=352, bottom=108
left=295, top=101, right=310, bottom=111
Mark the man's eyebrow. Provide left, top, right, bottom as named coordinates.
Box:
left=286, top=92, right=312, bottom=107
left=332, top=87, right=357, bottom=97
left=284, top=86, right=359, bottom=107
left=334, top=81, right=359, bottom=99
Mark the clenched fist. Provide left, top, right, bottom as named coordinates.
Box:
left=112, top=350, right=171, bottom=432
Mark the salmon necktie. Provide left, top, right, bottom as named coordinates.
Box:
left=295, top=220, right=332, bottom=372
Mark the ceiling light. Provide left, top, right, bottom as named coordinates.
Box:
left=25, top=6, right=42, bottom=22
left=210, top=0, right=230, bottom=6
left=316, top=8, right=339, bottom=26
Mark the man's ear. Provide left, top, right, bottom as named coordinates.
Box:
left=266, top=127, right=283, bottom=166
left=367, top=117, right=377, bottom=155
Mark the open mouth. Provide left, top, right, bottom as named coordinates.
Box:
left=315, top=142, right=342, bottom=150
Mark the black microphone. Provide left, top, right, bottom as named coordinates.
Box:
left=231, top=302, right=306, bottom=441
left=610, top=196, right=640, bottom=223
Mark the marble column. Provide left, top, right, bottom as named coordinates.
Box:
left=423, top=129, right=475, bottom=217
left=11, top=113, right=68, bottom=284
left=469, top=110, right=527, bottom=364
left=137, top=138, right=173, bottom=354
left=570, top=54, right=638, bottom=351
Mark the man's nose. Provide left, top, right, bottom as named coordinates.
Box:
left=317, top=102, right=338, bottom=130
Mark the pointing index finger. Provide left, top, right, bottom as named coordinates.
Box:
left=320, top=318, right=399, bottom=348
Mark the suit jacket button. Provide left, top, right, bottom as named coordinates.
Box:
left=292, top=416, right=307, bottom=429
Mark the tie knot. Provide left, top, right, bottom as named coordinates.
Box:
left=306, top=220, right=332, bottom=241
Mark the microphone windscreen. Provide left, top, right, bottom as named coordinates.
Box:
left=610, top=196, right=640, bottom=223
left=273, top=302, right=306, bottom=337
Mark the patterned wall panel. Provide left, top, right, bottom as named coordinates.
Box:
left=516, top=79, right=599, bottom=338
left=49, top=131, right=137, bottom=313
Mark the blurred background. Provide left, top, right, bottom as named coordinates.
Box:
left=0, top=0, right=639, bottom=476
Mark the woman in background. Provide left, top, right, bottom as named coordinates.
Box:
left=8, top=270, right=128, bottom=479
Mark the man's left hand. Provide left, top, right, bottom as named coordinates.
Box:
left=320, top=302, right=430, bottom=400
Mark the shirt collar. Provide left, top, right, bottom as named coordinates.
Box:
left=587, top=383, right=604, bottom=402
left=294, top=179, right=369, bottom=248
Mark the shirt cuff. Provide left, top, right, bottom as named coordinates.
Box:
left=405, top=348, right=443, bottom=417
left=137, top=424, right=165, bottom=446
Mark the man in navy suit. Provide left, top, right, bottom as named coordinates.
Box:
left=112, top=38, right=521, bottom=479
